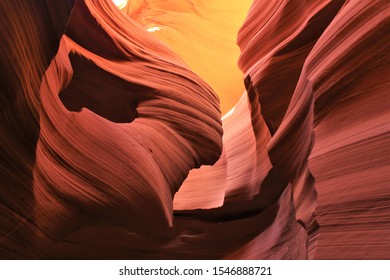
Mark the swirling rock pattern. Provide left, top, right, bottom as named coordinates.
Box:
left=0, top=0, right=75, bottom=259
left=121, top=0, right=252, bottom=114
left=0, top=0, right=389, bottom=259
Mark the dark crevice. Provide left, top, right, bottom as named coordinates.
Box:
left=60, top=54, right=150, bottom=123
left=65, top=0, right=127, bottom=60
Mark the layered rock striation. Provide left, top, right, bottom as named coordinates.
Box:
left=0, top=0, right=389, bottom=259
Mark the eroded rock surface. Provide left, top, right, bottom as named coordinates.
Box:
left=0, top=0, right=389, bottom=259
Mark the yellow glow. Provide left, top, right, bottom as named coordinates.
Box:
left=221, top=106, right=236, bottom=121
left=113, top=0, right=127, bottom=10
left=147, top=26, right=162, bottom=33
left=124, top=0, right=252, bottom=114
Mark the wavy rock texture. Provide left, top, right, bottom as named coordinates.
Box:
left=121, top=0, right=252, bottom=114
left=0, top=0, right=75, bottom=259
left=0, top=0, right=389, bottom=259
left=237, top=0, right=390, bottom=259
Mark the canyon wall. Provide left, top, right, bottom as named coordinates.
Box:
left=0, top=0, right=389, bottom=259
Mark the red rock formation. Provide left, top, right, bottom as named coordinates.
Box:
left=120, top=0, right=252, bottom=114
left=0, top=0, right=389, bottom=259
left=0, top=0, right=75, bottom=259
left=34, top=0, right=223, bottom=256
left=237, top=0, right=390, bottom=259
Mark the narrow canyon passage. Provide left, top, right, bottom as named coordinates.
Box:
left=0, top=0, right=389, bottom=259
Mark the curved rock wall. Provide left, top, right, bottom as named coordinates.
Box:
left=0, top=0, right=389, bottom=259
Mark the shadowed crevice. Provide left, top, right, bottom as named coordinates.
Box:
left=59, top=54, right=146, bottom=123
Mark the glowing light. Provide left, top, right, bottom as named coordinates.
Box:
left=221, top=106, right=236, bottom=121
left=147, top=26, right=162, bottom=33
left=112, top=0, right=127, bottom=9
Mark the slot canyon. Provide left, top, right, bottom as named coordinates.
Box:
left=0, top=0, right=389, bottom=259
